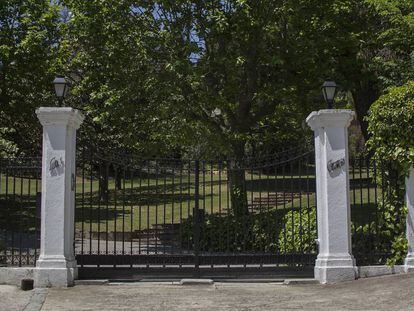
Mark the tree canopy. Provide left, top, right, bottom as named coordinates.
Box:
left=0, top=0, right=60, bottom=155
left=1, top=0, right=413, bottom=159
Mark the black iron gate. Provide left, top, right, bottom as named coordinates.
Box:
left=350, top=155, right=405, bottom=265
left=74, top=148, right=317, bottom=278
left=0, top=157, right=41, bottom=267
left=0, top=150, right=406, bottom=276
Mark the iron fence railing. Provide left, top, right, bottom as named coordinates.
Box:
left=350, top=155, right=405, bottom=265
left=0, top=152, right=404, bottom=269
left=0, top=157, right=41, bottom=267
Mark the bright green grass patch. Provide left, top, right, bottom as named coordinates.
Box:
left=0, top=170, right=383, bottom=232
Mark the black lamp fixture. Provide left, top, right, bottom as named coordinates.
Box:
left=321, top=80, right=338, bottom=109
left=53, top=75, right=70, bottom=106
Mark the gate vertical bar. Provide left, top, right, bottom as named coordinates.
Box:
left=193, top=160, right=200, bottom=277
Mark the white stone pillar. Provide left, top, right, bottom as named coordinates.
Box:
left=306, top=109, right=357, bottom=284
left=405, top=167, right=414, bottom=272
left=35, top=107, right=84, bottom=287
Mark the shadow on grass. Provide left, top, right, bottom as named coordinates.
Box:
left=75, top=189, right=209, bottom=225
left=0, top=197, right=39, bottom=231
left=76, top=186, right=206, bottom=208
left=245, top=177, right=316, bottom=193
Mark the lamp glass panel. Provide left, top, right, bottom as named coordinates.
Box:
left=54, top=83, right=66, bottom=98
left=323, top=86, right=336, bottom=102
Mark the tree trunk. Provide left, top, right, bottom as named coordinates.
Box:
left=228, top=141, right=249, bottom=217
left=115, top=173, right=122, bottom=190
left=111, top=164, right=122, bottom=191
left=99, top=171, right=109, bottom=202
left=353, top=82, right=379, bottom=141
left=229, top=162, right=249, bottom=217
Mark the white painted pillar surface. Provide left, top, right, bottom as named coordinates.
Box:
left=405, top=168, right=414, bottom=272
left=35, top=107, right=84, bottom=287
left=306, top=109, right=357, bottom=284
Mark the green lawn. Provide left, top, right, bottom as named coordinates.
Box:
left=74, top=170, right=318, bottom=232
left=0, top=166, right=389, bottom=233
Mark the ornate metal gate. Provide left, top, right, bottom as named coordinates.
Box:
left=74, top=148, right=317, bottom=278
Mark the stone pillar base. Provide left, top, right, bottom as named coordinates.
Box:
left=404, top=254, right=414, bottom=273
left=35, top=256, right=77, bottom=287
left=35, top=267, right=77, bottom=287
left=315, top=255, right=357, bottom=284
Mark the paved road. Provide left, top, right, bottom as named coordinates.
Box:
left=2, top=273, right=414, bottom=311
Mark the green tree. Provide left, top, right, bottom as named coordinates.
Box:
left=59, top=0, right=202, bottom=158
left=0, top=0, right=61, bottom=155
left=367, top=81, right=414, bottom=172
left=366, top=81, right=414, bottom=264
left=338, top=0, right=414, bottom=139
left=3, top=0, right=412, bottom=216
left=149, top=0, right=361, bottom=214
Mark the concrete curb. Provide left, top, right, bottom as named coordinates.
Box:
left=0, top=267, right=35, bottom=286
left=358, top=265, right=405, bottom=278
left=75, top=279, right=109, bottom=286
left=215, top=279, right=285, bottom=283
left=283, top=279, right=319, bottom=285
left=180, top=279, right=214, bottom=285
left=1, top=265, right=412, bottom=287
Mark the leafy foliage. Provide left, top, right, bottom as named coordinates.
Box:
left=181, top=207, right=317, bottom=256
left=0, top=0, right=61, bottom=155
left=1, top=0, right=413, bottom=158
left=278, top=208, right=317, bottom=254
left=367, top=82, right=414, bottom=173
left=181, top=210, right=287, bottom=253
left=365, top=82, right=414, bottom=265
left=352, top=189, right=407, bottom=266
left=1, top=1, right=414, bottom=222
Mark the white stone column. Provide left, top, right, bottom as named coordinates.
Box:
left=306, top=109, right=357, bottom=284
left=35, top=107, right=84, bottom=287
left=405, top=167, right=414, bottom=272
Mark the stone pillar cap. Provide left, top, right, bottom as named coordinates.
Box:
left=36, top=107, right=85, bottom=129
left=306, top=109, right=355, bottom=131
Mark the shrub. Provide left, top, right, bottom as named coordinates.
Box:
left=181, top=210, right=287, bottom=252
left=367, top=81, right=414, bottom=173
left=278, top=207, right=317, bottom=254
left=181, top=207, right=317, bottom=255
left=365, top=81, right=414, bottom=265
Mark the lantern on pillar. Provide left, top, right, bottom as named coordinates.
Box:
left=53, top=75, right=70, bottom=106
left=321, top=81, right=338, bottom=109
